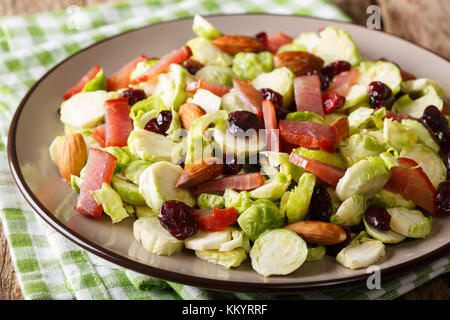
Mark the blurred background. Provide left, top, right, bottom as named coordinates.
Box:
left=0, top=0, right=448, bottom=300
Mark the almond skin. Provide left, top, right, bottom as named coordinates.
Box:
left=176, top=157, right=223, bottom=188
left=56, top=133, right=87, bottom=183
left=284, top=221, right=347, bottom=245
left=213, top=35, right=265, bottom=55
left=179, top=102, right=206, bottom=130
left=274, top=51, right=324, bottom=76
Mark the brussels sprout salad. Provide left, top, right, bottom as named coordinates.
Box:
left=50, top=15, right=449, bottom=277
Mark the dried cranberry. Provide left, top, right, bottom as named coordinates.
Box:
left=368, top=81, right=393, bottom=100
left=323, top=92, right=346, bottom=113
left=184, top=58, right=204, bottom=75
left=364, top=205, right=391, bottom=231
left=144, top=110, right=172, bottom=135
left=326, top=226, right=351, bottom=257
left=119, top=89, right=146, bottom=106
left=321, top=61, right=351, bottom=81
left=223, top=154, right=242, bottom=175
left=177, top=154, right=186, bottom=169
left=369, top=95, right=395, bottom=110
left=255, top=31, right=268, bottom=46
left=158, top=200, right=198, bottom=240
left=274, top=105, right=290, bottom=123
left=309, top=185, right=332, bottom=222
left=435, top=181, right=450, bottom=215
left=447, top=153, right=450, bottom=179
left=420, top=105, right=450, bottom=152
left=259, top=88, right=283, bottom=108
left=367, top=81, right=395, bottom=110
left=227, top=111, right=261, bottom=136
left=307, top=70, right=329, bottom=92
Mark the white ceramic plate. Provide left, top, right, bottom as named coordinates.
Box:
left=8, top=14, right=450, bottom=293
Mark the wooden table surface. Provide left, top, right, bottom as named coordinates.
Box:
left=0, top=0, right=449, bottom=300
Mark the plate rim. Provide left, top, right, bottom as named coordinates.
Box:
left=7, top=13, right=450, bottom=294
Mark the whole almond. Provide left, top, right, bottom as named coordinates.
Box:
left=274, top=51, right=324, bottom=76
left=284, top=221, right=347, bottom=245
left=176, top=157, right=223, bottom=188
left=179, top=102, right=206, bottom=130
left=56, top=133, right=87, bottom=183
left=213, top=35, right=264, bottom=55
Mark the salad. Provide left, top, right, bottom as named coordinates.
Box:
left=50, top=15, right=449, bottom=277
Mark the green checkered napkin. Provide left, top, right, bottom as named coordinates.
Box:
left=0, top=0, right=448, bottom=300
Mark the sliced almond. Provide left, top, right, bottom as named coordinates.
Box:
left=213, top=35, right=264, bottom=55
left=176, top=157, right=223, bottom=188
left=56, top=133, right=87, bottom=183
left=284, top=221, right=347, bottom=245
left=274, top=51, right=324, bottom=76
left=179, top=102, right=206, bottom=130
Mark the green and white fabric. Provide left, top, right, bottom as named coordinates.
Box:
left=0, top=0, right=447, bottom=300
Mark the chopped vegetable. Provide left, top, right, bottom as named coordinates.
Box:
left=91, top=182, right=129, bottom=223
left=286, top=173, right=316, bottom=223
left=238, top=199, right=283, bottom=241
left=336, top=232, right=385, bottom=269
left=232, top=51, right=274, bottom=81
left=250, top=229, right=307, bottom=277
left=197, top=193, right=225, bottom=209
left=196, top=248, right=247, bottom=268
left=133, top=216, right=184, bottom=256
left=335, top=156, right=391, bottom=201
left=387, top=207, right=432, bottom=238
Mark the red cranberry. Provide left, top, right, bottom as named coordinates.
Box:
left=435, top=181, right=450, bottom=215
left=368, top=81, right=395, bottom=110
left=255, top=31, right=268, bottom=46
left=119, top=89, right=146, bottom=106
left=368, top=81, right=393, bottom=100
left=323, top=92, right=346, bottom=113
left=259, top=88, right=283, bottom=108
left=365, top=205, right=391, bottom=231
left=144, top=110, right=172, bottom=135
left=321, top=61, right=351, bottom=81
left=158, top=200, right=198, bottom=240
left=184, top=58, right=204, bottom=75
left=447, top=154, right=450, bottom=179
left=227, top=111, right=261, bottom=136
left=309, top=185, right=332, bottom=221
left=223, top=154, right=242, bottom=175
left=420, top=105, right=450, bottom=152
left=326, top=226, right=351, bottom=257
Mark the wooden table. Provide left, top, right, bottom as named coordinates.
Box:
left=0, top=0, right=449, bottom=300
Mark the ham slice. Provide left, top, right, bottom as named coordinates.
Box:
left=74, top=148, right=117, bottom=218
left=279, top=120, right=337, bottom=153
left=192, top=173, right=264, bottom=195
left=294, top=74, right=324, bottom=116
